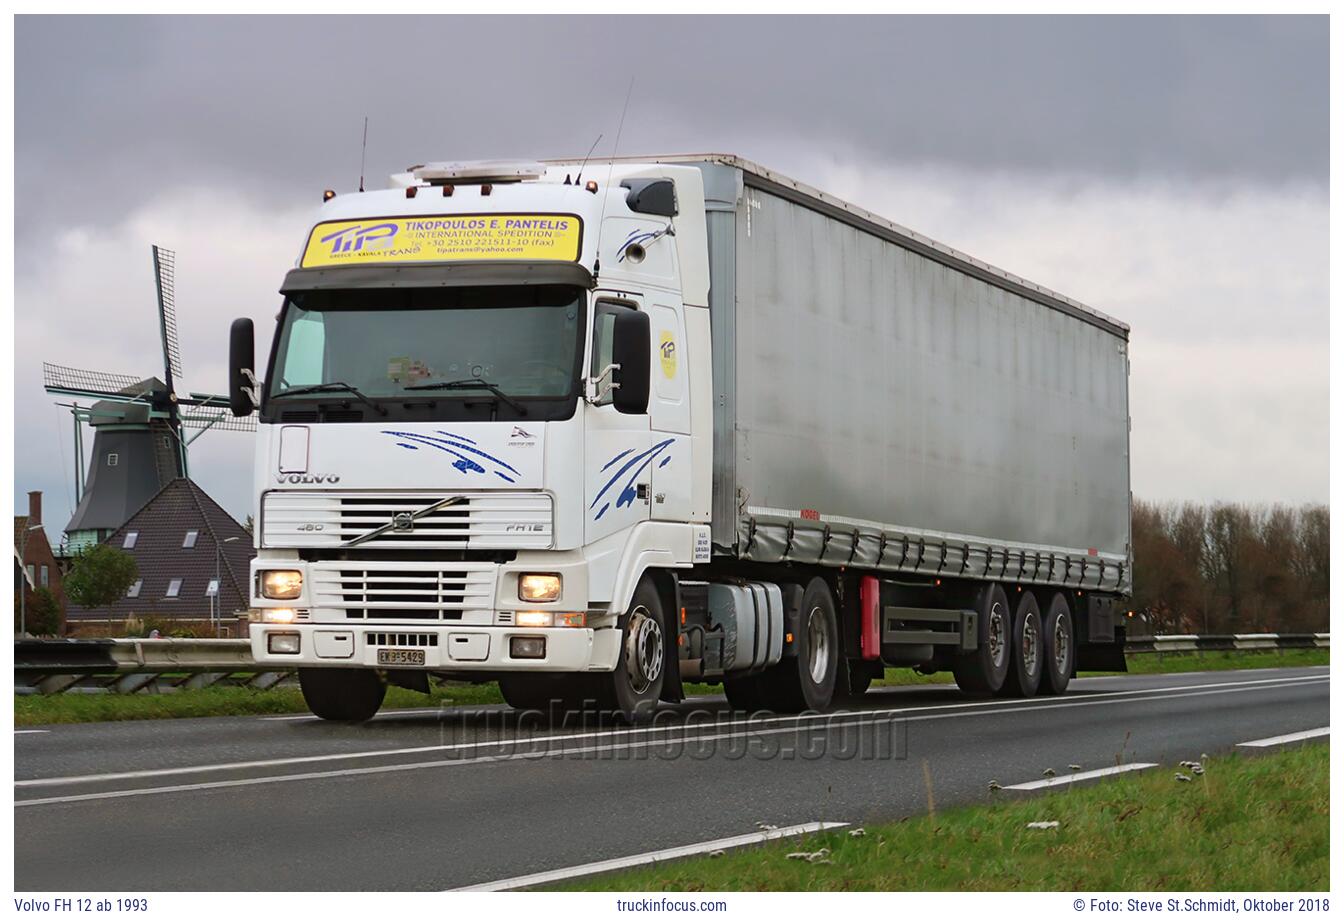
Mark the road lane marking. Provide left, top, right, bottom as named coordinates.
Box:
left=1004, top=762, right=1157, bottom=791
left=14, top=676, right=1327, bottom=805
left=15, top=671, right=1326, bottom=789
left=451, top=821, right=849, bottom=891
left=1237, top=727, right=1329, bottom=747
left=15, top=730, right=49, bottom=735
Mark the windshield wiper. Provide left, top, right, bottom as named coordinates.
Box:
left=271, top=382, right=388, bottom=416
left=404, top=379, right=528, bottom=416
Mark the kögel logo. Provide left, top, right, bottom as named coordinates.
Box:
left=276, top=473, right=341, bottom=484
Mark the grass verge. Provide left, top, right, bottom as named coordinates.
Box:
left=14, top=648, right=1326, bottom=726
left=550, top=744, right=1329, bottom=891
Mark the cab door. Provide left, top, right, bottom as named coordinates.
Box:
left=584, top=294, right=653, bottom=544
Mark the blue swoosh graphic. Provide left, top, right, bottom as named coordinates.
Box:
left=383, top=429, right=520, bottom=483
left=592, top=438, right=674, bottom=520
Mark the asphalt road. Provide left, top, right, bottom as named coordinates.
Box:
left=13, top=666, right=1329, bottom=891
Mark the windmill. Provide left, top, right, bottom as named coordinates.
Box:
left=43, top=245, right=256, bottom=553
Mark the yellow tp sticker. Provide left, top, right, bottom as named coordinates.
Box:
left=659, top=331, right=677, bottom=379
left=301, top=213, right=583, bottom=267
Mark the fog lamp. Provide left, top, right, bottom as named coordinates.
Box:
left=510, top=636, right=547, bottom=659
left=267, top=632, right=301, bottom=655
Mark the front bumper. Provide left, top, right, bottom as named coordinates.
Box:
left=250, top=623, right=621, bottom=673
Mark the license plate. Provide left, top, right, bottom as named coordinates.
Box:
left=376, top=648, right=425, bottom=666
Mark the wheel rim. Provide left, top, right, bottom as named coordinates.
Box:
left=1053, top=615, right=1070, bottom=675
left=806, top=605, right=830, bottom=684
left=1021, top=612, right=1039, bottom=676
left=624, top=606, right=664, bottom=695
left=987, top=600, right=1006, bottom=667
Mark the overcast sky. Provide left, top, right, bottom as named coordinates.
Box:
left=13, top=14, right=1329, bottom=535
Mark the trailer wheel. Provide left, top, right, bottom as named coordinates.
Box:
left=763, top=577, right=839, bottom=712
left=952, top=583, right=1011, bottom=695
left=1040, top=592, right=1075, bottom=695
left=298, top=668, right=386, bottom=722
left=602, top=578, right=667, bottom=723
left=998, top=590, right=1044, bottom=697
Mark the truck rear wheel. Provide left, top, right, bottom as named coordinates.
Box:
left=601, top=579, right=667, bottom=723
left=953, top=583, right=1011, bottom=695
left=1040, top=592, right=1075, bottom=695
left=763, top=577, right=839, bottom=712
left=998, top=590, right=1044, bottom=697
left=298, top=668, right=386, bottom=722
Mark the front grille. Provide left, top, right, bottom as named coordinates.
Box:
left=367, top=632, right=438, bottom=647
left=263, top=491, right=552, bottom=550
left=309, top=562, right=495, bottom=621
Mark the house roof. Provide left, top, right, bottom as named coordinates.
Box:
left=67, top=478, right=256, bottom=621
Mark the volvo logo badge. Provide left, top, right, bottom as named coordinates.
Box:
left=391, top=512, right=415, bottom=532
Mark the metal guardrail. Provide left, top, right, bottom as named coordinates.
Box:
left=14, top=638, right=286, bottom=695
left=12, top=633, right=1330, bottom=695
left=1124, top=633, right=1330, bottom=654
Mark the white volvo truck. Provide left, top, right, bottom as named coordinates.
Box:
left=231, top=154, right=1132, bottom=722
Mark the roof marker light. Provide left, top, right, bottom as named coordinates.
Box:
left=442, top=184, right=454, bottom=197
left=585, top=180, right=598, bottom=194
left=481, top=183, right=492, bottom=196
left=322, top=189, right=336, bottom=202
left=406, top=186, right=418, bottom=199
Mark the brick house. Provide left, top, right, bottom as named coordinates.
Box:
left=66, top=478, right=255, bottom=636
left=14, top=491, right=66, bottom=635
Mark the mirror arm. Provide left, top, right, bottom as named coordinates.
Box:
left=584, top=362, right=622, bottom=404
left=239, top=368, right=260, bottom=410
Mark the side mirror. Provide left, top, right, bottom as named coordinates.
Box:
left=611, top=309, right=650, bottom=415
left=229, top=318, right=256, bottom=416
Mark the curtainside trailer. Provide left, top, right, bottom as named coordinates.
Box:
left=229, top=153, right=1132, bottom=722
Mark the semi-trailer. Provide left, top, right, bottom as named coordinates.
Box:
left=231, top=154, right=1131, bottom=722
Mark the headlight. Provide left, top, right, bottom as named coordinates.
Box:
left=260, top=570, right=303, bottom=600
left=518, top=573, right=561, bottom=602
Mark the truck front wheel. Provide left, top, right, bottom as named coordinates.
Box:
left=953, top=583, right=1011, bottom=695
left=603, top=579, right=667, bottom=723
left=298, top=668, right=386, bottom=722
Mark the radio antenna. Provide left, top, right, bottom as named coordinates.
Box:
left=593, top=76, right=634, bottom=278
left=574, top=132, right=603, bottom=184
left=358, top=116, right=368, bottom=192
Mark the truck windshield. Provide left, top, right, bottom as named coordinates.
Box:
left=265, top=285, right=584, bottom=422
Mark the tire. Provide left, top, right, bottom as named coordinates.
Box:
left=1040, top=592, right=1075, bottom=695
left=998, top=590, right=1044, bottom=697
left=723, top=674, right=770, bottom=713
left=500, top=674, right=605, bottom=716
left=298, top=668, right=386, bottom=722
left=600, top=578, right=667, bottom=723
left=953, top=583, right=1011, bottom=695
left=762, top=577, right=839, bottom=713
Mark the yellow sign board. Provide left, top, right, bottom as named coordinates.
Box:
left=300, top=213, right=583, bottom=268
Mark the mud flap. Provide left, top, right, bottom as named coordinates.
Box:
left=1075, top=623, right=1129, bottom=672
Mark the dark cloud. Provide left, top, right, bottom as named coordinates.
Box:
left=16, top=15, right=1328, bottom=241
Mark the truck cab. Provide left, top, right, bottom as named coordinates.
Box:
left=233, top=160, right=713, bottom=720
